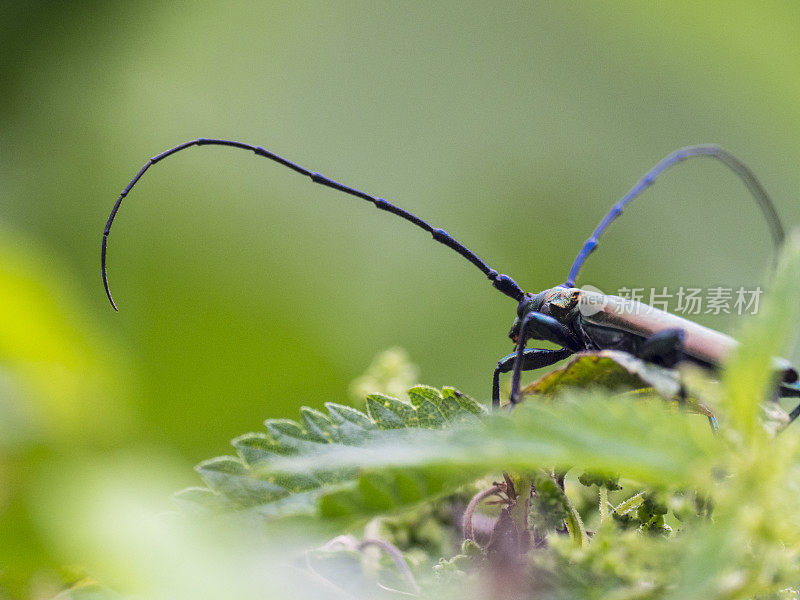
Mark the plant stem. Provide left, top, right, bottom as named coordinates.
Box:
left=563, top=489, right=589, bottom=547
left=599, top=486, right=610, bottom=525
left=614, top=491, right=645, bottom=516
left=462, top=484, right=502, bottom=540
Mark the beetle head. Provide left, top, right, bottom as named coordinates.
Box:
left=507, top=286, right=584, bottom=345
left=508, top=290, right=548, bottom=345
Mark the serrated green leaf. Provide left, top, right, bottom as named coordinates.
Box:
left=415, top=399, right=447, bottom=429
left=407, top=385, right=443, bottom=408
left=263, top=419, right=316, bottom=455
left=187, top=386, right=489, bottom=522
left=412, top=384, right=482, bottom=425
left=521, top=350, right=714, bottom=418
left=251, top=489, right=321, bottom=520
left=299, top=407, right=338, bottom=443
left=173, top=487, right=226, bottom=513
left=437, top=389, right=470, bottom=423
left=232, top=432, right=277, bottom=466
left=265, top=470, right=320, bottom=493
left=196, top=456, right=288, bottom=506
left=195, top=456, right=247, bottom=482
left=185, top=380, right=721, bottom=527
left=366, top=394, right=418, bottom=429
left=325, top=402, right=374, bottom=428
left=325, top=402, right=375, bottom=444
left=275, top=394, right=718, bottom=494
left=444, top=387, right=488, bottom=416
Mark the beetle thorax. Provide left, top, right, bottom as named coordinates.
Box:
left=540, top=287, right=582, bottom=322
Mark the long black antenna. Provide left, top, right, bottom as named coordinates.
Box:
left=102, top=138, right=525, bottom=309
left=565, top=144, right=785, bottom=287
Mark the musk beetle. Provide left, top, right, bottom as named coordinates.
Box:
left=100, top=141, right=800, bottom=423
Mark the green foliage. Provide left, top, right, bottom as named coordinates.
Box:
left=577, top=470, right=622, bottom=491
left=528, top=471, right=573, bottom=535
left=181, top=382, right=721, bottom=532
left=432, top=540, right=483, bottom=584
left=525, top=349, right=715, bottom=419
left=181, top=385, right=489, bottom=520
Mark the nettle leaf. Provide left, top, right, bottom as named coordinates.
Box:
left=299, top=407, right=338, bottom=443
left=173, top=487, right=227, bottom=513
left=180, top=367, right=720, bottom=527
left=179, top=387, right=487, bottom=519
left=318, top=464, right=468, bottom=519
left=407, top=384, right=442, bottom=407
left=264, top=419, right=316, bottom=455
left=195, top=456, right=289, bottom=506
left=324, top=402, right=375, bottom=444
left=231, top=432, right=275, bottom=464
left=192, top=393, right=717, bottom=528
left=366, top=394, right=419, bottom=429
left=446, top=386, right=488, bottom=417
left=407, top=385, right=487, bottom=424
left=273, top=394, right=719, bottom=494
left=523, top=350, right=679, bottom=397
left=415, top=400, right=447, bottom=429
left=523, top=350, right=714, bottom=419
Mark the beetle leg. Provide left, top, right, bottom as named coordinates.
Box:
left=493, top=348, right=573, bottom=409
left=777, top=382, right=800, bottom=425
left=508, top=313, right=581, bottom=405
left=637, top=328, right=685, bottom=368
left=637, top=328, right=692, bottom=408
left=518, top=312, right=583, bottom=353
left=787, top=402, right=800, bottom=424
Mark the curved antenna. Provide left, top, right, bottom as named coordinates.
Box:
left=564, top=144, right=785, bottom=287
left=102, top=138, right=525, bottom=310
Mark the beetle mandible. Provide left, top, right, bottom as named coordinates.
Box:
left=100, top=141, right=800, bottom=422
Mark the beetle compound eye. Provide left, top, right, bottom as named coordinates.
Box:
left=517, top=292, right=543, bottom=319
left=508, top=319, right=521, bottom=343
left=516, top=298, right=530, bottom=319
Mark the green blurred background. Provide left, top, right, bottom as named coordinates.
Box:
left=2, top=1, right=800, bottom=590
